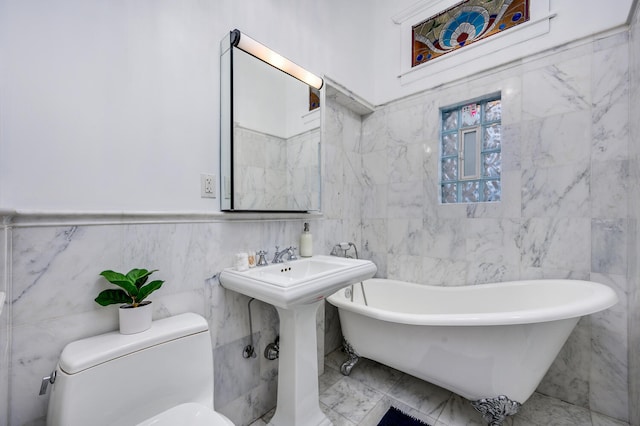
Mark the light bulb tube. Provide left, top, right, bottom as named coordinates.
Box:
left=231, top=29, right=324, bottom=90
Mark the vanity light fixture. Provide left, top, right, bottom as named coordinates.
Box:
left=230, top=29, right=324, bottom=90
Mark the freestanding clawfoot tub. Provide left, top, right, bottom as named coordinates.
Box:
left=327, top=278, right=618, bottom=425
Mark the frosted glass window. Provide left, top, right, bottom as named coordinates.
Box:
left=442, top=158, right=458, bottom=181
left=442, top=133, right=458, bottom=156
left=443, top=110, right=458, bottom=131
left=461, top=104, right=480, bottom=127
left=483, top=124, right=501, bottom=150
left=440, top=96, right=501, bottom=204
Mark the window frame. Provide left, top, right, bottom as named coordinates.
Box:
left=459, top=127, right=481, bottom=180
left=440, top=94, right=502, bottom=204
left=393, top=0, right=552, bottom=89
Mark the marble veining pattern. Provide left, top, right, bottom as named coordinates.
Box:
left=590, top=160, right=628, bottom=219
left=1, top=24, right=637, bottom=426
left=522, top=54, right=591, bottom=120
left=588, top=274, right=629, bottom=419
left=337, top=29, right=631, bottom=423
left=519, top=217, right=591, bottom=272
left=520, top=111, right=592, bottom=169
left=251, top=350, right=629, bottom=426
left=520, top=163, right=590, bottom=218
left=628, top=4, right=640, bottom=426
left=3, top=219, right=324, bottom=426
left=0, top=226, right=8, bottom=426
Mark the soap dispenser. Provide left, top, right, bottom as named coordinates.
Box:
left=300, top=222, right=313, bottom=257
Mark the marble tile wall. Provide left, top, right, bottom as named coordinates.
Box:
left=287, top=128, right=321, bottom=211
left=0, top=218, right=329, bottom=426
left=0, top=225, right=9, bottom=426
left=322, top=100, right=368, bottom=354
left=234, top=126, right=322, bottom=211
left=336, top=32, right=631, bottom=422
left=234, top=126, right=288, bottom=210
left=627, top=3, right=640, bottom=426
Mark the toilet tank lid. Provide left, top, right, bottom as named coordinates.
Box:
left=59, top=313, right=209, bottom=375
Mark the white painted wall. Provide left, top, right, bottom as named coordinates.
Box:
left=0, top=0, right=343, bottom=212
left=0, top=0, right=633, bottom=212
left=233, top=49, right=289, bottom=138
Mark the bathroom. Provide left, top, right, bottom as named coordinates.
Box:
left=0, top=0, right=639, bottom=425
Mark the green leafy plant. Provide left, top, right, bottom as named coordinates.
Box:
left=95, top=268, right=164, bottom=308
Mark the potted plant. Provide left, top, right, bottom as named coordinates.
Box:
left=95, top=268, right=164, bottom=334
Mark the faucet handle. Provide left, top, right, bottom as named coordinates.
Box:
left=288, top=246, right=298, bottom=261
left=256, top=250, right=269, bottom=266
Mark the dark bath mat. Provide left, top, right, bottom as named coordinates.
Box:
left=377, top=406, right=431, bottom=426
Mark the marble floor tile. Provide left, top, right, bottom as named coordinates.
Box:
left=249, top=352, right=631, bottom=426
left=320, top=376, right=385, bottom=424
left=321, top=403, right=359, bottom=426
left=319, top=365, right=345, bottom=394
left=512, top=393, right=592, bottom=426
left=386, top=373, right=450, bottom=419
left=356, top=399, right=393, bottom=426
left=337, top=356, right=404, bottom=394
left=325, top=346, right=349, bottom=370
left=591, top=412, right=630, bottom=426
left=436, top=394, right=494, bottom=426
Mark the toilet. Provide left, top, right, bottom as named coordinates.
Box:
left=46, top=312, right=234, bottom=426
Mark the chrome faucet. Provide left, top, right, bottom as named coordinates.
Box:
left=256, top=250, right=269, bottom=266
left=272, top=246, right=297, bottom=263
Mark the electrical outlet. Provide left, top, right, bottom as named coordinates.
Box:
left=201, top=173, right=216, bottom=198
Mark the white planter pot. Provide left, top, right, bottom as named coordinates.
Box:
left=119, top=301, right=153, bottom=334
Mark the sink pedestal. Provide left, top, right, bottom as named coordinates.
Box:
left=219, top=255, right=377, bottom=426
left=268, top=301, right=331, bottom=426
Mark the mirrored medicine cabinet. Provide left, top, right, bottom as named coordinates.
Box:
left=220, top=29, right=323, bottom=212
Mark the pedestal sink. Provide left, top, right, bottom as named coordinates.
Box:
left=219, top=255, right=377, bottom=426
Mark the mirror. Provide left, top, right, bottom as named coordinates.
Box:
left=220, top=30, right=323, bottom=212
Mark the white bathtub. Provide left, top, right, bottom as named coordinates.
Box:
left=327, top=278, right=617, bottom=424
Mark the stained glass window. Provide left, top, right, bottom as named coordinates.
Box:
left=440, top=96, right=501, bottom=204
left=309, top=87, right=320, bottom=111
left=412, top=0, right=530, bottom=67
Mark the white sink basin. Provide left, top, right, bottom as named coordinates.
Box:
left=219, top=255, right=376, bottom=308
left=220, top=254, right=376, bottom=426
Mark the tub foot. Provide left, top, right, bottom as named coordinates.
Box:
left=340, top=339, right=360, bottom=376
left=471, top=395, right=521, bottom=426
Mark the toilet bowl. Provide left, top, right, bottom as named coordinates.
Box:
left=136, top=403, right=234, bottom=426
left=46, top=313, right=234, bottom=426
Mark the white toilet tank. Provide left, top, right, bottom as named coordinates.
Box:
left=47, top=313, right=219, bottom=426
